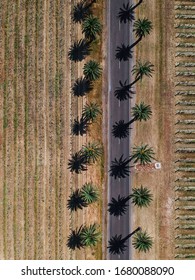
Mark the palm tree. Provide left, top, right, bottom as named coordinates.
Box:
left=82, top=15, right=102, bottom=41
left=115, top=44, right=133, bottom=61
left=68, top=152, right=87, bottom=174
left=132, top=230, right=153, bottom=252
left=72, top=0, right=97, bottom=23
left=131, top=144, right=155, bottom=165
left=82, top=102, right=101, bottom=123
left=72, top=77, right=93, bottom=97
left=83, top=60, right=102, bottom=81
left=67, top=226, right=84, bottom=250
left=112, top=102, right=152, bottom=139
left=108, top=194, right=131, bottom=217
left=80, top=183, right=99, bottom=204
left=109, top=154, right=132, bottom=179
left=130, top=185, right=153, bottom=208
left=81, top=142, right=102, bottom=164
left=67, top=189, right=87, bottom=211
left=108, top=227, right=141, bottom=255
left=114, top=80, right=135, bottom=101
left=117, top=1, right=143, bottom=23
left=72, top=116, right=89, bottom=136
left=130, top=18, right=153, bottom=49
left=68, top=39, right=91, bottom=62
left=81, top=224, right=101, bottom=247
left=130, top=61, right=154, bottom=87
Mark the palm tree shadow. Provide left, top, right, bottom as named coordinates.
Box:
left=72, top=77, right=93, bottom=97
left=72, top=116, right=89, bottom=136
left=115, top=44, right=133, bottom=61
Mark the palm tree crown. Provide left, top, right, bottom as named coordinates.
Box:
left=81, top=224, right=101, bottom=247
left=130, top=61, right=154, bottom=87
left=80, top=183, right=99, bottom=204
left=83, top=60, right=102, bottom=81
left=81, top=142, right=103, bottom=164
left=131, top=144, right=155, bottom=165
left=132, top=102, right=152, bottom=122
left=82, top=15, right=102, bottom=41
left=114, top=80, right=135, bottom=101
left=132, top=230, right=153, bottom=252
left=109, top=155, right=132, bottom=179
left=68, top=39, right=91, bottom=62
left=132, top=61, right=154, bottom=81
left=133, top=18, right=153, bottom=38
left=130, top=185, right=153, bottom=207
left=115, top=44, right=133, bottom=61
left=82, top=102, right=101, bottom=123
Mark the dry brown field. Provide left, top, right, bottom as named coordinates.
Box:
left=0, top=0, right=103, bottom=260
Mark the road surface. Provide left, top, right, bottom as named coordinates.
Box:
left=107, top=0, right=134, bottom=260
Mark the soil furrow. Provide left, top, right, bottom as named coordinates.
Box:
left=47, top=0, right=57, bottom=259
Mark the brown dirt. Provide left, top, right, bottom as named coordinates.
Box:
left=131, top=0, right=176, bottom=259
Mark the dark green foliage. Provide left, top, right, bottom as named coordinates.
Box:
left=130, top=185, right=153, bottom=208
left=82, top=15, right=102, bottom=41
left=131, top=144, right=155, bottom=165
left=83, top=60, right=102, bottom=81
left=132, top=231, right=153, bottom=252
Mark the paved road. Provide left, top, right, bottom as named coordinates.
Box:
left=107, top=0, right=134, bottom=260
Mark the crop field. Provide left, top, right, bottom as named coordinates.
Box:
left=174, top=0, right=195, bottom=259
left=0, top=0, right=103, bottom=260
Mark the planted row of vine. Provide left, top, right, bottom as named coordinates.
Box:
left=174, top=0, right=195, bottom=259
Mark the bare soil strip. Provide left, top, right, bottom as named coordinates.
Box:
left=4, top=0, right=16, bottom=259
left=47, top=0, right=57, bottom=260
left=0, top=0, right=5, bottom=259
left=15, top=0, right=26, bottom=260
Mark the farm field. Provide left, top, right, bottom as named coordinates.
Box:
left=1, top=0, right=195, bottom=261
left=0, top=0, right=103, bottom=260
